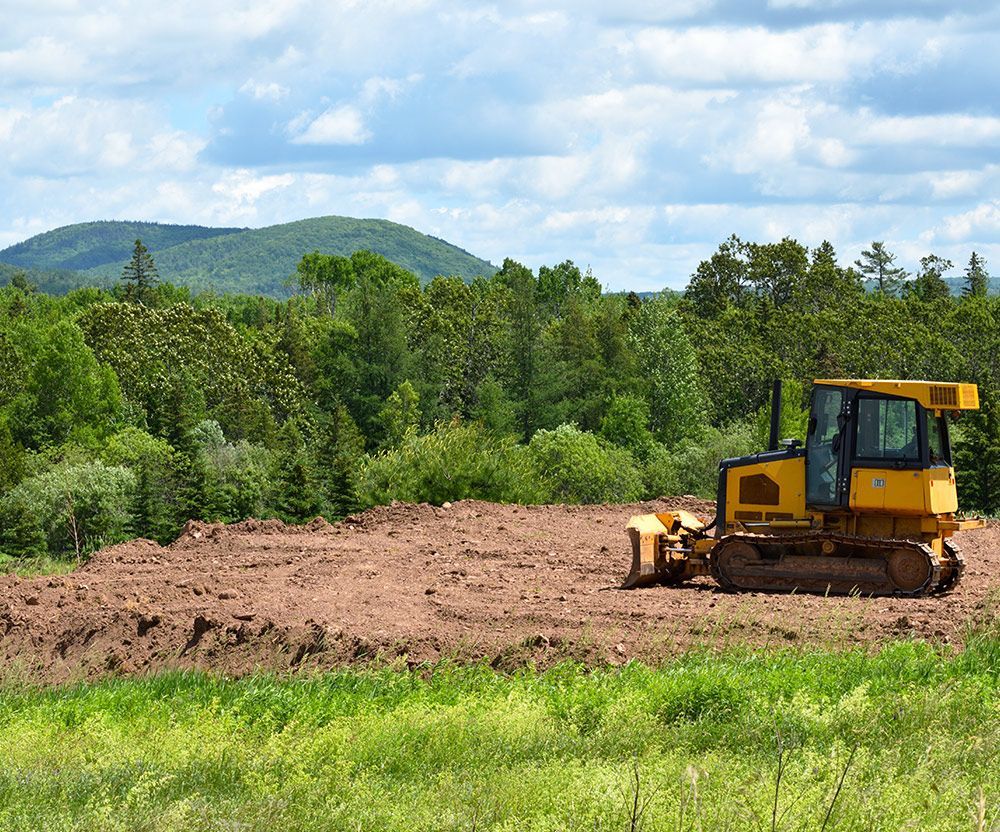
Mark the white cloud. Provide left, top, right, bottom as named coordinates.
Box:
left=289, top=106, right=370, bottom=145
left=0, top=96, right=205, bottom=177
left=211, top=169, right=295, bottom=207
left=239, top=78, right=290, bottom=101
left=633, top=23, right=882, bottom=84
left=1, top=1, right=999, bottom=290
left=933, top=201, right=1000, bottom=242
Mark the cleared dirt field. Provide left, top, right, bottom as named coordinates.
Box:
left=1, top=499, right=997, bottom=682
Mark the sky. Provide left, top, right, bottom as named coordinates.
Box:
left=1, top=0, right=998, bottom=291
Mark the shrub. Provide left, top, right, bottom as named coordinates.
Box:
left=528, top=423, right=643, bottom=504
left=0, top=461, right=136, bottom=558
left=644, top=418, right=758, bottom=499
left=357, top=420, right=538, bottom=507
left=599, top=394, right=654, bottom=460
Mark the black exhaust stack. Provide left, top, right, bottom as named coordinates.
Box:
left=768, top=379, right=782, bottom=451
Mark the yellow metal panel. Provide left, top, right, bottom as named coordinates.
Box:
left=850, top=467, right=931, bottom=516
left=814, top=379, right=980, bottom=411
left=925, top=466, right=958, bottom=514
left=725, top=456, right=806, bottom=528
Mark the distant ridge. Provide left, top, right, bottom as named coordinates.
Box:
left=0, top=217, right=497, bottom=295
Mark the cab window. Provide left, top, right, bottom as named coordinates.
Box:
left=855, top=398, right=919, bottom=461
left=926, top=411, right=950, bottom=466
left=806, top=386, right=843, bottom=504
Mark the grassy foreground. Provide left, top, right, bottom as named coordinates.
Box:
left=0, top=639, right=998, bottom=832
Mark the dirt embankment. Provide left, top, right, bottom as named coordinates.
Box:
left=0, top=499, right=997, bottom=682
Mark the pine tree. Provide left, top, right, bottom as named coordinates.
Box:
left=313, top=406, right=365, bottom=520
left=963, top=251, right=989, bottom=298
left=954, top=393, right=1000, bottom=514
left=854, top=242, right=908, bottom=296
left=121, top=239, right=159, bottom=305
left=910, top=254, right=953, bottom=302
left=273, top=420, right=323, bottom=523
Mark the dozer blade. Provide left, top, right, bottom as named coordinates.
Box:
left=624, top=514, right=670, bottom=588
left=623, top=511, right=707, bottom=588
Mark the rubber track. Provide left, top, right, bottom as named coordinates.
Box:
left=710, top=532, right=946, bottom=597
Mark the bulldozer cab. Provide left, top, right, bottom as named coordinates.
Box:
left=806, top=380, right=971, bottom=512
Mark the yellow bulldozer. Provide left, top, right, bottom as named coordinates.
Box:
left=625, top=379, right=985, bottom=596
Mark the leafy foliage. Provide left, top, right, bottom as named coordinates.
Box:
left=2, top=234, right=1000, bottom=563
left=527, top=424, right=643, bottom=504
left=358, top=419, right=538, bottom=506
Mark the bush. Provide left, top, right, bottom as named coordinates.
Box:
left=357, top=420, right=538, bottom=507
left=528, top=423, right=643, bottom=503
left=0, top=461, right=136, bottom=558
left=644, top=418, right=758, bottom=499
left=599, top=394, right=654, bottom=460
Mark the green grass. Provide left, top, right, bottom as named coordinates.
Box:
left=0, top=640, right=998, bottom=831
left=0, top=554, right=80, bottom=577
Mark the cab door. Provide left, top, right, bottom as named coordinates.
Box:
left=849, top=395, right=926, bottom=515
left=806, top=385, right=846, bottom=507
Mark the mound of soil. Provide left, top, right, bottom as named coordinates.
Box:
left=0, top=498, right=997, bottom=682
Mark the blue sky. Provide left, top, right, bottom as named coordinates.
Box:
left=1, top=0, right=998, bottom=290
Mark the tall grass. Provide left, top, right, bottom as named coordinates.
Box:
left=0, top=640, right=997, bottom=831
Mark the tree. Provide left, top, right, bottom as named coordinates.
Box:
left=313, top=406, right=365, bottom=520
left=797, top=241, right=863, bottom=313
left=10, top=320, right=122, bottom=449
left=295, top=251, right=355, bottom=316
left=964, top=251, right=989, bottom=298
left=120, top=239, right=159, bottom=304
left=600, top=394, right=654, bottom=460
left=272, top=420, right=322, bottom=522
left=379, top=380, right=422, bottom=448
left=909, top=254, right=953, bottom=302
left=10, top=271, right=36, bottom=293
left=685, top=235, right=751, bottom=317
left=747, top=237, right=808, bottom=309
left=854, top=242, right=907, bottom=296
left=497, top=258, right=541, bottom=438
left=341, top=253, right=415, bottom=442
left=630, top=295, right=706, bottom=446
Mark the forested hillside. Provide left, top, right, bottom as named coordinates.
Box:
left=0, top=237, right=997, bottom=565
left=0, top=217, right=497, bottom=295
left=0, top=221, right=243, bottom=272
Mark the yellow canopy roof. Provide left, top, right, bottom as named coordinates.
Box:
left=814, top=379, right=979, bottom=410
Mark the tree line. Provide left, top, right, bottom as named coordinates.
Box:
left=0, top=236, right=996, bottom=564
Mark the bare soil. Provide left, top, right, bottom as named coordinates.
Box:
left=1, top=499, right=997, bottom=682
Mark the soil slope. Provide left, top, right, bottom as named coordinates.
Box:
left=1, top=499, right=996, bottom=682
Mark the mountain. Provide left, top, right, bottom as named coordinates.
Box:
left=942, top=276, right=1000, bottom=296
left=0, top=217, right=497, bottom=296
left=0, top=221, right=244, bottom=272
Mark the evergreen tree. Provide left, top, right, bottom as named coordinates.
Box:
left=798, top=241, right=863, bottom=312
left=909, top=254, right=953, bottom=302
left=954, top=393, right=1000, bottom=513
left=497, top=258, right=541, bottom=438
left=120, top=239, right=159, bottom=305
left=963, top=251, right=989, bottom=298
left=273, top=420, right=322, bottom=522
left=313, top=406, right=365, bottom=520
left=854, top=242, right=908, bottom=296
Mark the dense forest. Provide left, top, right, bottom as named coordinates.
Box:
left=0, top=236, right=997, bottom=565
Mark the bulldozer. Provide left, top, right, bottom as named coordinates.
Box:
left=625, top=379, right=985, bottom=596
